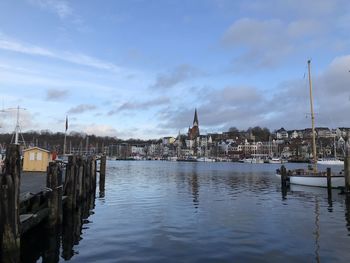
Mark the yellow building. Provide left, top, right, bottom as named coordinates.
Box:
left=23, top=147, right=52, bottom=172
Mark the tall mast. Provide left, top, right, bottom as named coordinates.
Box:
left=14, top=105, right=20, bottom=144
left=308, top=60, right=317, bottom=172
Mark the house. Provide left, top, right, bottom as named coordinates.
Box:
left=23, top=147, right=52, bottom=172
left=276, top=127, right=288, bottom=140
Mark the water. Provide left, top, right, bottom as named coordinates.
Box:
left=21, top=161, right=350, bottom=262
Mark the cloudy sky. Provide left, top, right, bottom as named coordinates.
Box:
left=0, top=0, right=350, bottom=139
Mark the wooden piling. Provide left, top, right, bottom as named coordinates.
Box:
left=0, top=144, right=21, bottom=263
left=47, top=162, right=63, bottom=226
left=345, top=151, right=350, bottom=193
left=326, top=167, right=332, bottom=197
left=280, top=165, right=287, bottom=189
left=64, top=155, right=77, bottom=210
left=91, top=157, right=97, bottom=196
left=99, top=155, right=106, bottom=194
left=77, top=157, right=84, bottom=202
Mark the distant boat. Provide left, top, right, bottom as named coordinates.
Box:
left=197, top=157, right=216, bottom=162
left=243, top=157, right=264, bottom=164
left=317, top=135, right=344, bottom=165
left=268, top=157, right=287, bottom=164
left=276, top=60, right=344, bottom=188
left=317, top=158, right=344, bottom=165
left=177, top=156, right=197, bottom=162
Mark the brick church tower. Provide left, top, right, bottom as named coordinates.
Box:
left=188, top=109, right=200, bottom=140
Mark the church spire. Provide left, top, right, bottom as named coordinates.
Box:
left=193, top=108, right=199, bottom=127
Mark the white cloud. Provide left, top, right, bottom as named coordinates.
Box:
left=150, top=64, right=202, bottom=89
left=0, top=34, right=121, bottom=72
left=46, top=88, right=69, bottom=101
left=28, top=0, right=73, bottom=19
left=81, top=124, right=118, bottom=137
left=67, top=104, right=97, bottom=114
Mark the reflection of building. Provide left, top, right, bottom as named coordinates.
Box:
left=188, top=109, right=200, bottom=140
left=190, top=173, right=199, bottom=209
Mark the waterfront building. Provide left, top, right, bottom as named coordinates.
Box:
left=23, top=147, right=52, bottom=172
left=276, top=127, right=288, bottom=140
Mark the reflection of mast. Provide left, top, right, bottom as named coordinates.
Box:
left=314, top=197, right=320, bottom=263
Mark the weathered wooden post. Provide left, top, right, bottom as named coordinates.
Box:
left=64, top=155, right=77, bottom=210
left=91, top=157, right=97, bottom=195
left=47, top=162, right=63, bottom=226
left=280, top=165, right=287, bottom=189
left=326, top=167, right=332, bottom=197
left=99, top=155, right=106, bottom=195
left=0, top=144, right=21, bottom=263
left=76, top=157, right=84, bottom=202
left=42, top=226, right=60, bottom=263
left=345, top=143, right=350, bottom=193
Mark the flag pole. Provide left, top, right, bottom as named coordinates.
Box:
left=63, top=116, right=68, bottom=155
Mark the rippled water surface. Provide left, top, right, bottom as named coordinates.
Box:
left=22, top=161, right=350, bottom=262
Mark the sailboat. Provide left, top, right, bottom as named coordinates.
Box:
left=317, top=135, right=344, bottom=165
left=276, top=60, right=344, bottom=188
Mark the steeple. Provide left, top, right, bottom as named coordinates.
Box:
left=193, top=108, right=199, bottom=127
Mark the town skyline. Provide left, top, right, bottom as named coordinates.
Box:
left=1, top=1, right=350, bottom=139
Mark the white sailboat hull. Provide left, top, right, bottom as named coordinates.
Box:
left=317, top=159, right=344, bottom=165
left=276, top=173, right=344, bottom=188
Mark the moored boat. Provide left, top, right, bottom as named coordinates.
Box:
left=277, top=60, right=345, bottom=188
left=317, top=158, right=344, bottom=165
left=276, top=169, right=344, bottom=188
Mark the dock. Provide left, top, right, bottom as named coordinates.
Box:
left=0, top=144, right=107, bottom=262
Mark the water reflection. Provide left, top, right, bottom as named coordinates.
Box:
left=314, top=197, right=320, bottom=263
left=20, top=192, right=96, bottom=262
left=19, top=162, right=350, bottom=262
left=189, top=172, right=199, bottom=209
left=345, top=195, right=350, bottom=234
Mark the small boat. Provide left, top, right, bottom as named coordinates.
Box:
left=268, top=157, right=287, bottom=164
left=277, top=60, right=344, bottom=188
left=197, top=157, right=216, bottom=162
left=276, top=169, right=344, bottom=188
left=177, top=156, right=197, bottom=162
left=243, top=158, right=264, bottom=164
left=317, top=158, right=344, bottom=165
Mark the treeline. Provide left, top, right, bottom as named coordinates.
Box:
left=0, top=130, right=120, bottom=154
left=228, top=126, right=271, bottom=142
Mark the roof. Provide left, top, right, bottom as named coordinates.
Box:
left=23, top=147, right=50, bottom=153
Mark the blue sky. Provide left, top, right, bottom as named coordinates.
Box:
left=0, top=0, right=350, bottom=139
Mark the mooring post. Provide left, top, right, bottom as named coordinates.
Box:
left=47, top=162, right=63, bottom=226
left=0, top=144, right=21, bottom=263
left=91, top=157, right=97, bottom=195
left=99, top=155, right=106, bottom=194
left=76, top=156, right=84, bottom=202
left=345, top=145, right=350, bottom=193
left=64, top=155, right=76, bottom=210
left=280, top=165, right=287, bottom=189
left=327, top=167, right=332, bottom=198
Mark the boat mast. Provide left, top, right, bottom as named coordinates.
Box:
left=308, top=60, right=317, bottom=172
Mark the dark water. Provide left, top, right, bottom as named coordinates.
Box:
left=21, top=161, right=350, bottom=262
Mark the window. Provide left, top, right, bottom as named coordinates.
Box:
left=29, top=152, right=35, bottom=161
left=37, top=152, right=42, bottom=161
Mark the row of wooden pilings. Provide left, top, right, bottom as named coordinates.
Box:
left=280, top=151, right=350, bottom=197
left=0, top=144, right=107, bottom=263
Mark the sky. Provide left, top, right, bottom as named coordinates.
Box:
left=0, top=0, right=350, bottom=139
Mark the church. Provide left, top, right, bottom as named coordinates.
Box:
left=188, top=109, right=200, bottom=140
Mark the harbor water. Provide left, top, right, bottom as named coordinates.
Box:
left=21, top=161, right=350, bottom=262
